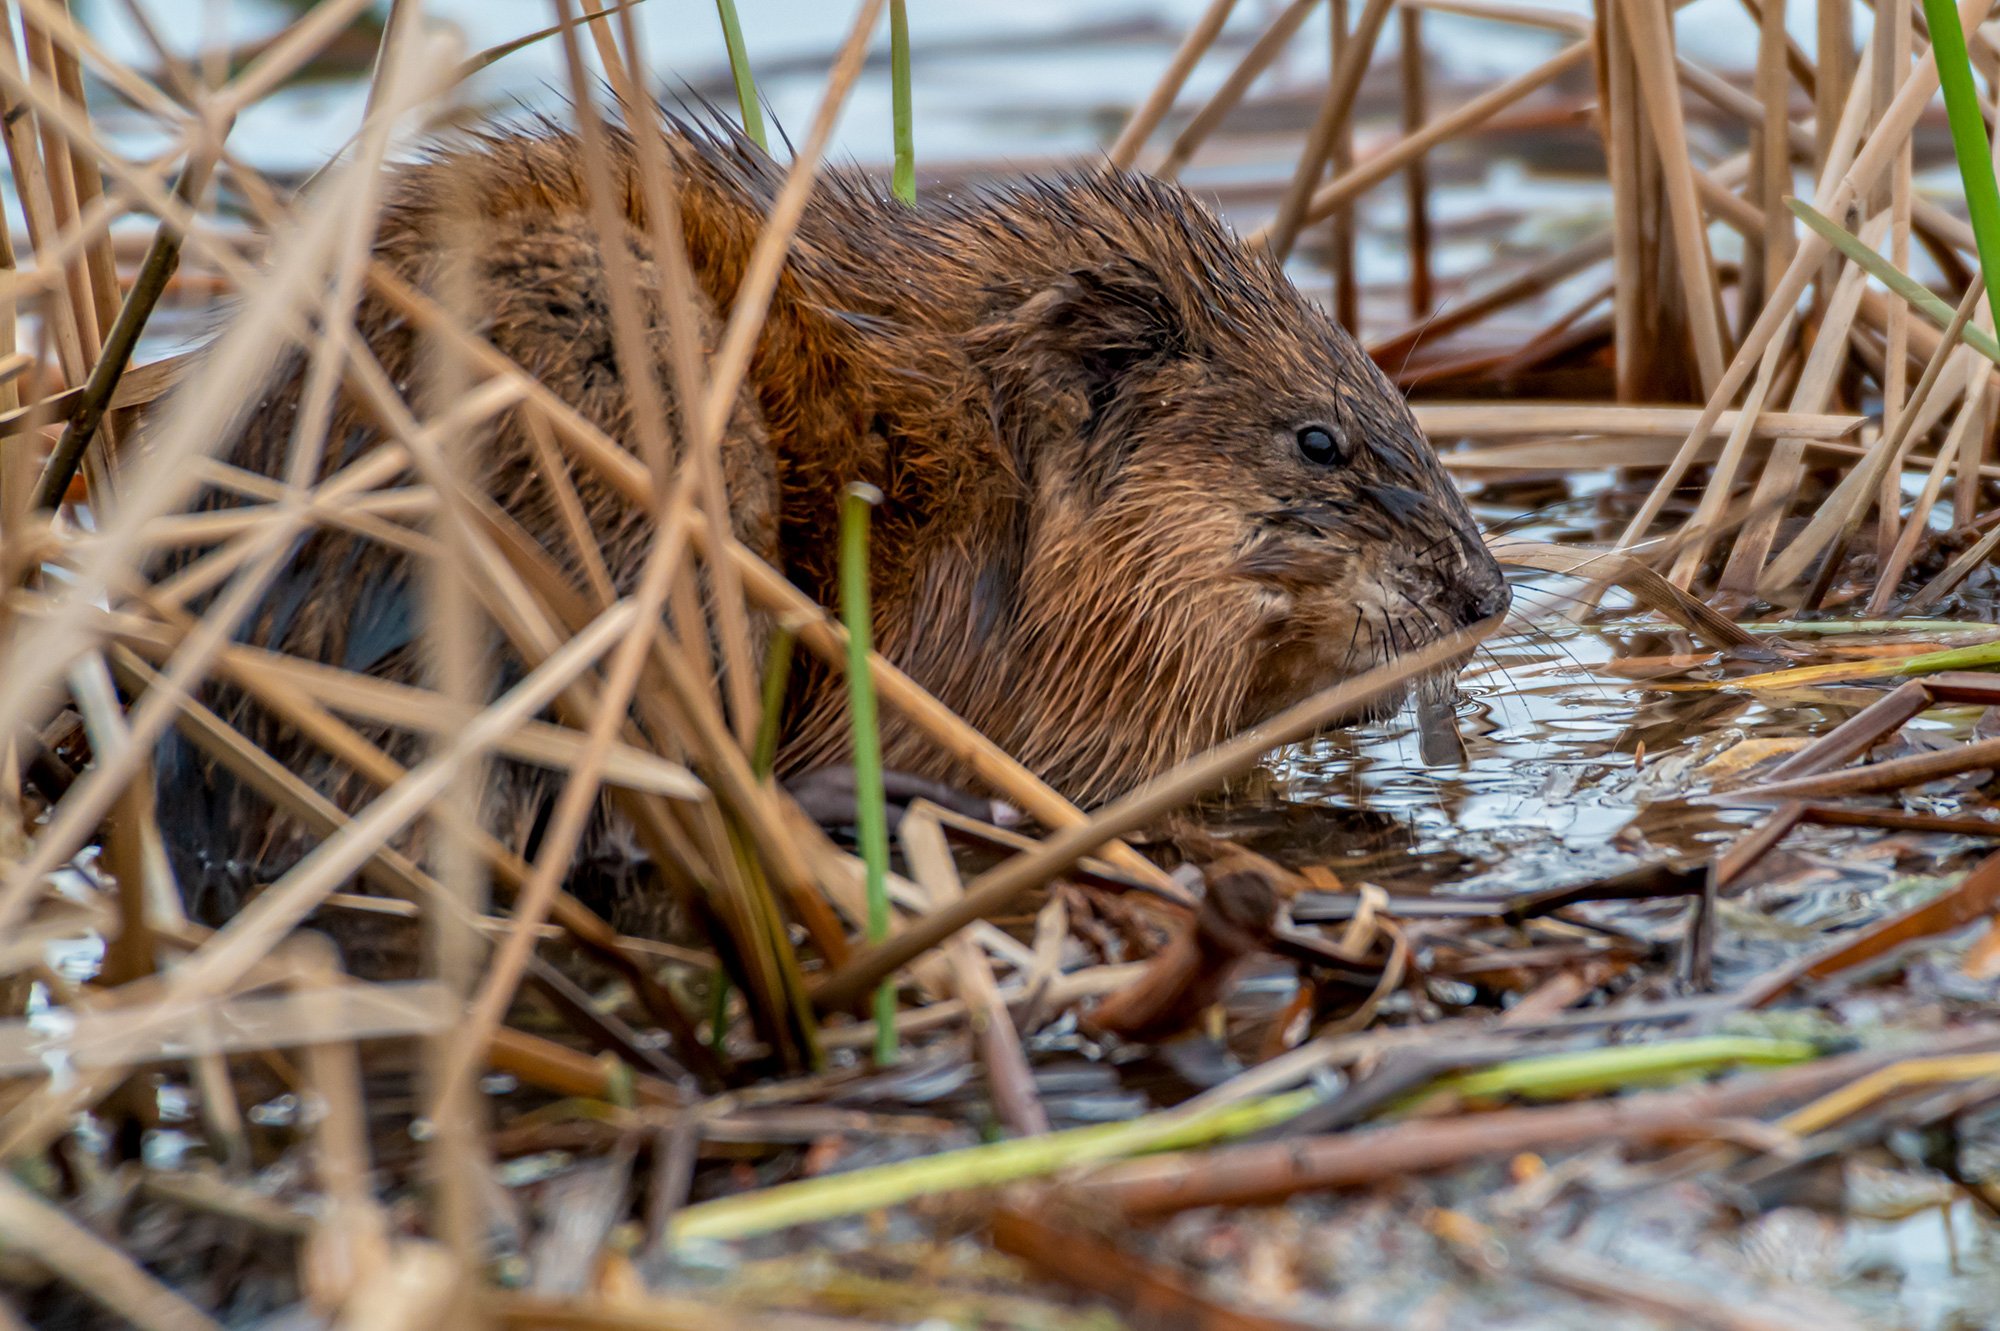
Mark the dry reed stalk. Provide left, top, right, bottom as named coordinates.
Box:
left=1107, top=0, right=1240, bottom=169
left=1759, top=276, right=1986, bottom=598
left=1615, top=0, right=1727, bottom=396
left=901, top=805, right=1050, bottom=1134
left=1157, top=0, right=1323, bottom=179
left=0, top=1171, right=224, bottom=1331
left=25, top=25, right=820, bottom=1071
left=1328, top=0, right=1358, bottom=329
left=0, top=354, right=190, bottom=439
left=1412, top=404, right=1859, bottom=438
left=1262, top=0, right=1392, bottom=263
left=147, top=446, right=423, bottom=609
left=1668, top=311, right=1797, bottom=587
left=102, top=600, right=646, bottom=1052
left=359, top=265, right=1179, bottom=899
left=2, top=385, right=513, bottom=934
left=424, top=0, right=784, bottom=1092
left=1612, top=0, right=1946, bottom=557
left=135, top=486, right=437, bottom=553
left=1254, top=38, right=1595, bottom=243
left=110, top=652, right=465, bottom=918
left=1486, top=538, right=1756, bottom=647
left=1871, top=352, right=1989, bottom=608
left=601, top=3, right=760, bottom=751
left=17, top=0, right=185, bottom=121
left=210, top=0, right=379, bottom=119
left=0, top=3, right=88, bottom=390
left=1754, top=0, right=1793, bottom=314
left=1908, top=519, right=2000, bottom=608
left=330, top=1243, right=463, bottom=1331
left=1694, top=164, right=1765, bottom=236
left=0, top=25, right=459, bottom=927
left=1818, top=0, right=1856, bottom=176
left=409, top=11, right=494, bottom=1276
left=426, top=0, right=894, bottom=1089
left=1873, top=0, right=1916, bottom=570
left=109, top=616, right=699, bottom=797
left=18, top=12, right=101, bottom=376
left=812, top=624, right=1489, bottom=1012
left=1367, top=231, right=1613, bottom=365
left=1401, top=5, right=1432, bottom=319
left=462, top=490, right=832, bottom=1043
left=1435, top=434, right=1949, bottom=472
left=1404, top=0, right=1588, bottom=34
left=1720, top=213, right=1889, bottom=593
left=107, top=631, right=722, bottom=1072
left=36, top=5, right=118, bottom=355
left=290, top=936, right=392, bottom=1312
left=1596, top=0, right=1644, bottom=401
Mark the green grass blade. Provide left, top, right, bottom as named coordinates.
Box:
left=453, top=2, right=644, bottom=83
left=840, top=484, right=896, bottom=1067
left=713, top=0, right=768, bottom=150
left=751, top=625, right=795, bottom=779
left=672, top=1087, right=1320, bottom=1242
left=1788, top=199, right=2000, bottom=366
left=1922, top=0, right=2000, bottom=334
left=889, top=0, right=915, bottom=204
left=1893, top=637, right=2000, bottom=676
left=1427, top=1036, right=1822, bottom=1103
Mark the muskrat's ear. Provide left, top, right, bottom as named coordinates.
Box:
left=1053, top=258, right=1189, bottom=395
left=975, top=256, right=1190, bottom=484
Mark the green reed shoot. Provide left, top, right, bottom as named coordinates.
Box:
left=752, top=625, right=796, bottom=778
left=840, top=483, right=896, bottom=1066
left=713, top=0, right=768, bottom=150
left=1923, top=0, right=2000, bottom=334
left=890, top=0, right=915, bottom=204
left=1788, top=199, right=2000, bottom=366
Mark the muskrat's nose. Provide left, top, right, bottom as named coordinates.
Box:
left=1444, top=572, right=1512, bottom=627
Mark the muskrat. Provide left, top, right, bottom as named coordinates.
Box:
left=152, top=118, right=1507, bottom=929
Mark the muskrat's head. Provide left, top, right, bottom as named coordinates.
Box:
left=955, top=171, right=1508, bottom=797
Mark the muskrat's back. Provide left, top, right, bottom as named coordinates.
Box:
left=154, top=119, right=1506, bottom=930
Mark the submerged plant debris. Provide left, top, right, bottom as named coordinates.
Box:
left=5, top=2, right=2000, bottom=1330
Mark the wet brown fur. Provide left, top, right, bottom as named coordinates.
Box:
left=153, top=118, right=1505, bottom=926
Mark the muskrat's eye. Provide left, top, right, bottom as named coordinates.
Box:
left=1296, top=425, right=1343, bottom=466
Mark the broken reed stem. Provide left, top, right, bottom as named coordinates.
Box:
left=889, top=0, right=914, bottom=204
left=712, top=0, right=767, bottom=149
left=841, top=483, right=897, bottom=1067
left=34, top=146, right=222, bottom=512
